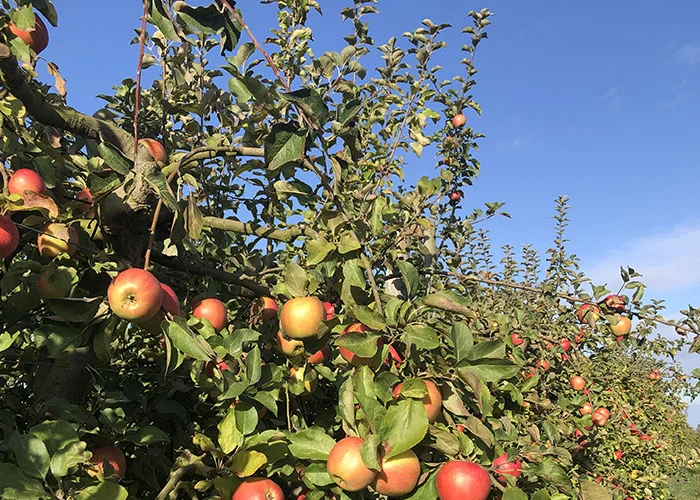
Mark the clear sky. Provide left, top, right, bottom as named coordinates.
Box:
left=35, top=1, right=700, bottom=425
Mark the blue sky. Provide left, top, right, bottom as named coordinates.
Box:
left=36, top=1, right=699, bottom=424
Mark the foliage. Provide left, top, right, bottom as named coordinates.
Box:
left=0, top=1, right=698, bottom=499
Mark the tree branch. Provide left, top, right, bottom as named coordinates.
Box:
left=202, top=216, right=311, bottom=243
left=150, top=251, right=269, bottom=297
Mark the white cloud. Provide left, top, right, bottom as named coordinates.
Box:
left=585, top=222, right=700, bottom=292
left=676, top=42, right=700, bottom=65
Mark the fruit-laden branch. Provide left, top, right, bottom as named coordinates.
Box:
left=202, top=216, right=314, bottom=243
left=435, top=270, right=699, bottom=335
left=150, top=251, right=270, bottom=296
left=0, top=43, right=135, bottom=155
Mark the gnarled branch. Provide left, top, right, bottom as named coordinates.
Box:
left=202, top=216, right=312, bottom=243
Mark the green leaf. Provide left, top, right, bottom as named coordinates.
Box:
left=32, top=325, right=83, bottom=359
left=343, top=260, right=366, bottom=290
left=145, top=168, right=178, bottom=212
left=404, top=471, right=438, bottom=500
left=379, top=399, right=429, bottom=458
left=360, top=434, right=382, bottom=471
left=423, top=290, right=473, bottom=316
left=174, top=3, right=240, bottom=52
left=75, top=481, right=129, bottom=500
left=369, top=196, right=387, bottom=235
left=529, top=458, right=572, bottom=491
left=245, top=346, right=262, bottom=385
left=148, top=0, right=183, bottom=41
left=353, top=366, right=387, bottom=427
left=264, top=123, right=306, bottom=170
left=579, top=480, right=612, bottom=500
left=468, top=340, right=505, bottom=361
left=303, top=463, right=335, bottom=487
left=0, top=332, right=20, bottom=353
left=165, top=317, right=215, bottom=361
left=403, top=325, right=439, bottom=350
left=458, top=360, right=520, bottom=384
left=50, top=440, right=91, bottom=479
left=283, top=261, right=309, bottom=298
left=531, top=490, right=552, bottom=500
left=352, top=305, right=386, bottom=330
left=306, top=238, right=335, bottom=266
left=451, top=322, right=474, bottom=364
left=287, top=428, right=336, bottom=460
left=231, top=449, right=267, bottom=477
left=97, top=142, right=131, bottom=175
left=464, top=415, right=493, bottom=448
left=0, top=464, right=51, bottom=499
left=337, top=332, right=380, bottom=357
left=396, top=260, right=419, bottom=298
left=8, top=432, right=50, bottom=479
left=29, top=420, right=79, bottom=456
left=218, top=409, right=243, bottom=454
left=281, top=88, right=330, bottom=127
left=44, top=297, right=103, bottom=323
left=125, top=425, right=170, bottom=446
left=503, top=488, right=528, bottom=500
left=338, top=232, right=362, bottom=254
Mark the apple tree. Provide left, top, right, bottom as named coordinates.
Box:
left=0, top=1, right=698, bottom=499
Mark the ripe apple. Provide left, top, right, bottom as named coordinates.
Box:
left=8, top=168, right=46, bottom=197
left=231, top=477, right=284, bottom=500
left=610, top=315, right=631, bottom=336
left=592, top=408, right=609, bottom=427
left=511, top=333, right=524, bottom=346
left=448, top=191, right=461, bottom=202
left=614, top=450, right=623, bottom=460
left=107, top=268, right=163, bottom=321
left=75, top=188, right=94, bottom=214
left=8, top=14, right=49, bottom=54
left=279, top=296, right=326, bottom=339
left=137, top=282, right=181, bottom=332
left=192, top=297, right=227, bottom=331
left=436, top=461, right=491, bottom=500
left=259, top=297, right=278, bottom=320
left=36, top=266, right=73, bottom=299
left=560, top=339, right=571, bottom=351
left=492, top=453, right=522, bottom=482
left=456, top=424, right=466, bottom=433
left=580, top=402, right=594, bottom=415
left=577, top=304, right=600, bottom=324
left=371, top=449, right=420, bottom=496
left=570, top=376, right=586, bottom=391
left=276, top=330, right=304, bottom=356
left=323, top=301, right=335, bottom=319
left=451, top=113, right=466, bottom=128
left=339, top=323, right=375, bottom=366
left=327, top=436, right=377, bottom=491
left=536, top=359, right=550, bottom=372
left=307, top=344, right=330, bottom=365
left=393, top=379, right=443, bottom=423
left=138, top=138, right=167, bottom=163
left=0, top=215, right=20, bottom=259
left=88, top=446, right=126, bottom=479
left=603, top=294, right=626, bottom=312
left=37, top=223, right=79, bottom=258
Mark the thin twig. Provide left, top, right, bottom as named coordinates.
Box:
left=132, top=0, right=150, bottom=162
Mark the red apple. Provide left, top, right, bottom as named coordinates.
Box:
left=436, top=461, right=491, bottom=500
left=511, top=333, right=524, bottom=346
left=560, top=339, right=571, bottom=351
left=580, top=402, right=594, bottom=415
left=592, top=408, right=609, bottom=427
left=37, top=223, right=78, bottom=258
left=339, top=323, right=375, bottom=366
left=393, top=379, right=443, bottom=423
left=603, top=294, right=626, bottom=312
left=205, top=359, right=229, bottom=377
left=327, top=436, right=377, bottom=491
left=138, top=138, right=167, bottom=163
left=536, top=360, right=550, bottom=372
left=451, top=113, right=466, bottom=128
left=88, top=446, right=126, bottom=479
left=36, top=266, right=73, bottom=299
left=75, top=188, right=94, bottom=214
left=260, top=297, right=278, bottom=320
left=448, top=191, right=461, bottom=202
left=577, top=304, right=600, bottom=324
left=610, top=316, right=631, bottom=336
left=107, top=268, right=163, bottom=321
left=279, top=296, right=326, bottom=339
left=8, top=14, right=49, bottom=54
left=492, top=453, right=522, bottom=482
left=0, top=215, right=20, bottom=259
left=192, top=297, right=227, bottom=331
left=371, top=449, right=421, bottom=496
left=614, top=450, right=623, bottom=460
left=570, top=376, right=586, bottom=391
left=276, top=330, right=304, bottom=357
left=323, top=301, right=335, bottom=319
left=307, top=344, right=330, bottom=365
left=231, top=477, right=284, bottom=500
left=8, top=168, right=46, bottom=197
